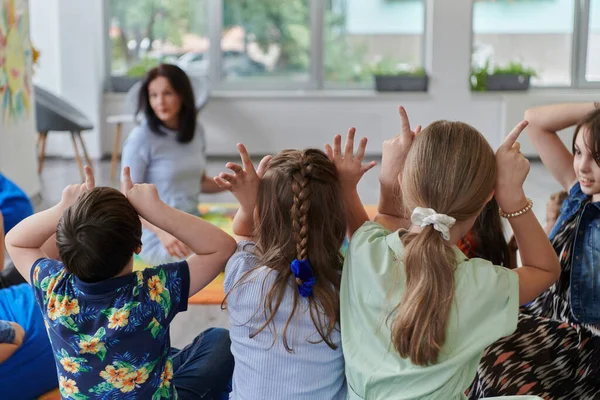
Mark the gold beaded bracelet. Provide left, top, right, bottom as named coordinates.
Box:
left=498, top=198, right=533, bottom=219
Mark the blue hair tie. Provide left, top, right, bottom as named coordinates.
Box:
left=290, top=259, right=315, bottom=298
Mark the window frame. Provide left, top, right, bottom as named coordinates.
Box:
left=104, top=0, right=600, bottom=92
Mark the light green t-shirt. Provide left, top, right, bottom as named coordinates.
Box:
left=341, top=222, right=519, bottom=400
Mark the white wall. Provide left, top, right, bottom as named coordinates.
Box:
left=27, top=0, right=600, bottom=167
left=29, top=0, right=106, bottom=160
left=0, top=0, right=39, bottom=197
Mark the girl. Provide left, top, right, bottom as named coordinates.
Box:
left=333, top=107, right=559, bottom=399
left=457, top=197, right=516, bottom=269
left=472, top=102, right=600, bottom=399
left=213, top=142, right=374, bottom=399
left=121, top=64, right=222, bottom=265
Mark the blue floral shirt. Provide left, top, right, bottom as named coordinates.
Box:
left=30, top=258, right=190, bottom=400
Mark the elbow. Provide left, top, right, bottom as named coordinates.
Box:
left=218, top=235, right=237, bottom=264
left=523, top=108, right=537, bottom=126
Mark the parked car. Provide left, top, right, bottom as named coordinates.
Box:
left=176, top=51, right=266, bottom=78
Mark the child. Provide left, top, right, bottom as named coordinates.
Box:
left=6, top=166, right=235, bottom=400
left=457, top=197, right=516, bottom=269
left=213, top=143, right=374, bottom=399
left=472, top=103, right=600, bottom=399
left=332, top=107, right=559, bottom=399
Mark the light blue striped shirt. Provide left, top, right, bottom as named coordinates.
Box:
left=224, top=242, right=347, bottom=400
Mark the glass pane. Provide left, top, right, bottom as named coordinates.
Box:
left=109, top=0, right=209, bottom=79
left=472, top=0, right=574, bottom=87
left=324, top=0, right=425, bottom=86
left=221, top=1, right=310, bottom=83
left=586, top=0, right=600, bottom=81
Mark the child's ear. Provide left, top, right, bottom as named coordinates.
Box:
left=134, top=246, right=142, bottom=255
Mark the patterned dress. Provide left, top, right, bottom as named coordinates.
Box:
left=469, top=201, right=600, bottom=399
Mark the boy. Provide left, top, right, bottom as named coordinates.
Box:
left=6, top=166, right=236, bottom=399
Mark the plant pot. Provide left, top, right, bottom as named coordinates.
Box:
left=374, top=75, right=428, bottom=92
left=486, top=74, right=530, bottom=91
left=110, top=76, right=140, bottom=93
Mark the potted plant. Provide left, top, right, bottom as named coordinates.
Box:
left=367, top=58, right=428, bottom=92
left=471, top=59, right=537, bottom=92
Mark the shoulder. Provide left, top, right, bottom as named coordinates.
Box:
left=224, top=241, right=260, bottom=292
left=457, top=256, right=519, bottom=298
left=348, top=221, right=399, bottom=257
left=126, top=123, right=155, bottom=145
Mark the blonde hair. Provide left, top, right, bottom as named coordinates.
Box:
left=391, top=120, right=496, bottom=365
left=225, top=149, right=346, bottom=352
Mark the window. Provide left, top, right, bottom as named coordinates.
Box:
left=586, top=0, right=600, bottom=82
left=108, top=0, right=209, bottom=90
left=323, top=0, right=425, bottom=86
left=220, top=1, right=311, bottom=83
left=472, top=0, right=575, bottom=86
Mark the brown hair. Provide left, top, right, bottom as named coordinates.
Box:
left=392, top=120, right=496, bottom=365
left=56, top=187, right=142, bottom=282
left=138, top=64, right=197, bottom=143
left=572, top=108, right=600, bottom=164
left=468, top=197, right=514, bottom=269
left=226, top=149, right=346, bottom=351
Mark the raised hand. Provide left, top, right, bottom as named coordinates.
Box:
left=379, top=106, right=421, bottom=188
left=495, top=120, right=530, bottom=212
left=60, top=165, right=95, bottom=207
left=122, top=166, right=161, bottom=212
left=214, top=143, right=272, bottom=211
left=324, top=127, right=377, bottom=191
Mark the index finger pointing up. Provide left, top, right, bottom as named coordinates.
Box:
left=237, top=143, right=254, bottom=172
left=502, top=120, right=529, bottom=150
left=399, top=106, right=413, bottom=139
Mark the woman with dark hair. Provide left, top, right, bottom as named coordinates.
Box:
left=121, top=64, right=222, bottom=265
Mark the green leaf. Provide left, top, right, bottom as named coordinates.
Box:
left=59, top=316, right=80, bottom=332
left=101, top=308, right=116, bottom=318
left=93, top=327, right=106, bottom=339
left=96, top=345, right=107, bottom=362
left=89, top=381, right=113, bottom=394
left=159, top=296, right=170, bottom=318
left=158, top=269, right=167, bottom=285
left=132, top=285, right=140, bottom=297
left=124, top=301, right=140, bottom=311
left=114, top=360, right=134, bottom=371
left=40, top=276, right=51, bottom=292
left=152, top=388, right=163, bottom=400
left=145, top=318, right=162, bottom=339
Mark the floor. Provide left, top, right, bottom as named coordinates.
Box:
left=38, top=157, right=563, bottom=348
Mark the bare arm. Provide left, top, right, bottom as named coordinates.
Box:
left=5, top=167, right=95, bottom=282
left=524, top=102, right=597, bottom=190
left=374, top=107, right=420, bottom=232
left=0, top=321, right=24, bottom=364
left=124, top=170, right=236, bottom=296
left=201, top=173, right=225, bottom=194
left=496, top=122, right=560, bottom=305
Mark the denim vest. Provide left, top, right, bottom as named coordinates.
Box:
left=548, top=182, right=600, bottom=324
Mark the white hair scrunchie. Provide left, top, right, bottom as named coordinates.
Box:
left=411, top=207, right=456, bottom=241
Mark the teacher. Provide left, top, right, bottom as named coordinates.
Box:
left=121, top=64, right=222, bottom=266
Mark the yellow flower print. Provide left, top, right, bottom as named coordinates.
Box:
left=60, top=357, right=80, bottom=374
left=160, top=360, right=173, bottom=389
left=59, top=376, right=80, bottom=395
left=58, top=297, right=80, bottom=317
left=79, top=337, right=105, bottom=356
left=107, top=309, right=130, bottom=330
left=133, top=367, right=149, bottom=385
left=148, top=275, right=165, bottom=302
left=119, top=372, right=139, bottom=393
left=99, top=365, right=128, bottom=388
left=47, top=295, right=61, bottom=321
